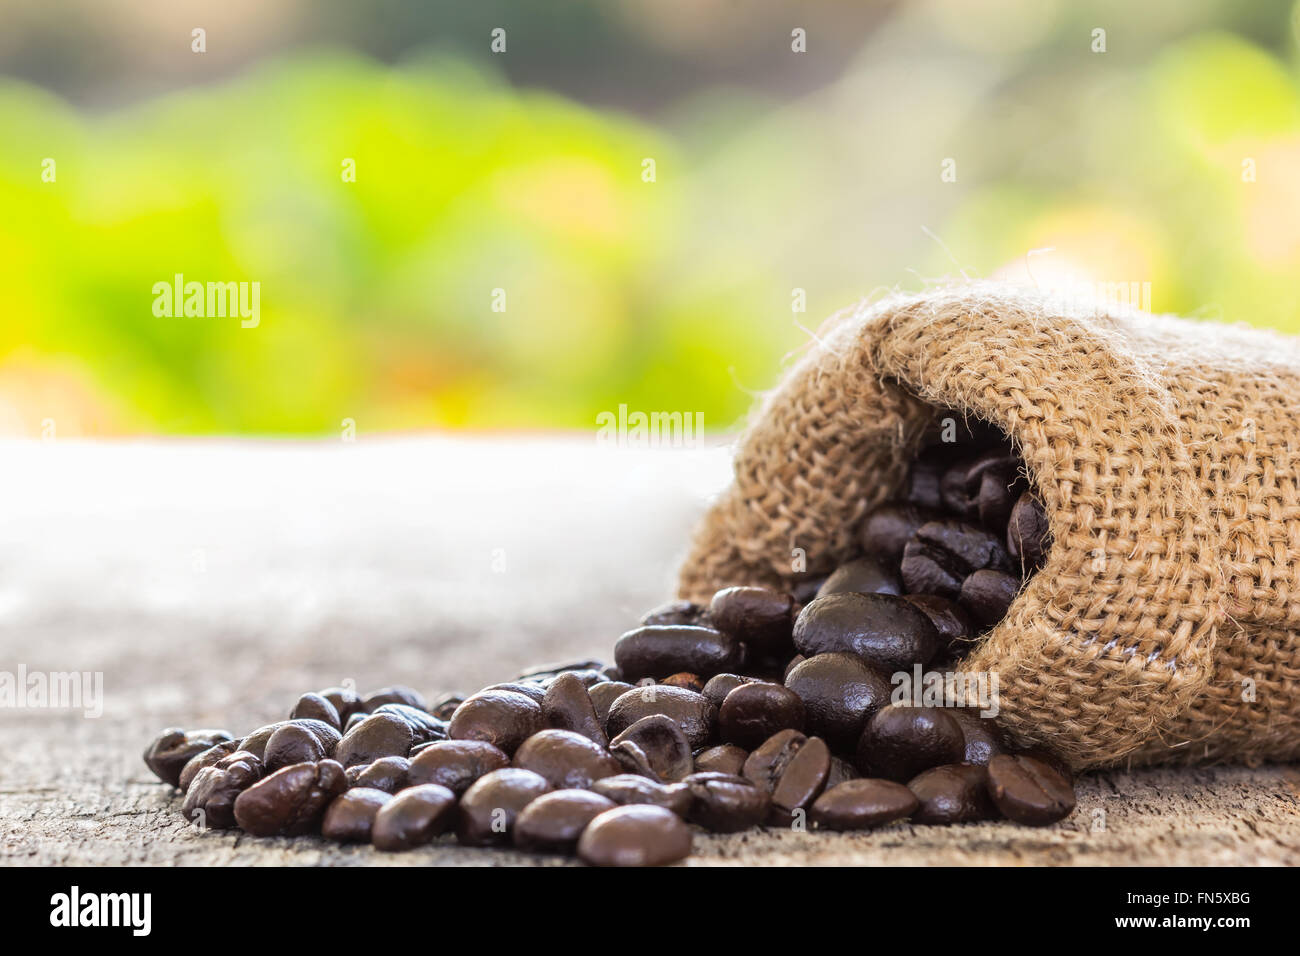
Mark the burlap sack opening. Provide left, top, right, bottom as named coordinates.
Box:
left=677, top=282, right=1300, bottom=769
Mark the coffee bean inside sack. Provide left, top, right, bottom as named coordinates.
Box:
left=144, top=415, right=1074, bottom=865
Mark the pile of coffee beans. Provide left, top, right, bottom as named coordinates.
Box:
left=145, top=419, right=1074, bottom=865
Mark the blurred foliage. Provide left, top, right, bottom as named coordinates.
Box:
left=1, top=0, right=1300, bottom=436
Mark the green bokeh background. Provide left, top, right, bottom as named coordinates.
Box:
left=2, top=0, right=1299, bottom=436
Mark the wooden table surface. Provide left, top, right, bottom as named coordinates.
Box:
left=2, top=437, right=1297, bottom=866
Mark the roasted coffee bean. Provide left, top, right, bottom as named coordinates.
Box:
left=263, top=722, right=330, bottom=772
left=718, top=682, right=804, bottom=749
left=517, top=658, right=606, bottom=681
left=177, top=739, right=240, bottom=793
left=783, top=655, right=805, bottom=680
left=587, top=681, right=634, bottom=725
left=609, top=715, right=693, bottom=782
left=860, top=503, right=940, bottom=565
left=986, top=754, right=1076, bottom=826
left=825, top=756, right=858, bottom=789
left=541, top=672, right=607, bottom=746
left=606, top=685, right=717, bottom=750
left=903, top=594, right=976, bottom=653
left=512, top=729, right=621, bottom=790
left=577, top=805, right=692, bottom=867
left=694, top=744, right=748, bottom=776
left=290, top=693, right=341, bottom=731
left=373, top=702, right=448, bottom=745
left=407, top=739, right=510, bottom=796
left=430, top=694, right=465, bottom=721
left=908, top=763, right=997, bottom=824
left=639, top=600, right=710, bottom=628
left=906, top=447, right=947, bottom=510
left=514, top=789, right=617, bottom=853
left=481, top=681, right=547, bottom=704
left=447, top=690, right=543, bottom=755
left=1007, top=492, right=1050, bottom=571
left=810, top=778, right=919, bottom=830
left=977, top=465, right=1024, bottom=531
left=816, top=557, right=902, bottom=598
left=794, top=592, right=940, bottom=673
left=342, top=712, right=368, bottom=735
left=684, top=772, right=770, bottom=832
left=783, top=652, right=892, bottom=752
left=372, top=783, right=457, bottom=850
left=456, top=768, right=551, bottom=846
left=334, top=712, right=413, bottom=768
left=350, top=755, right=411, bottom=793
left=948, top=709, right=1005, bottom=766
left=181, top=750, right=263, bottom=829
left=701, top=673, right=756, bottom=710
left=857, top=704, right=965, bottom=782
left=591, top=774, right=693, bottom=816
left=708, top=586, right=796, bottom=656
left=901, top=520, right=1011, bottom=599
left=742, top=731, right=830, bottom=819
left=939, top=450, right=1019, bottom=520
left=143, top=728, right=235, bottom=788
left=317, top=687, right=364, bottom=724
left=958, top=569, right=1020, bottom=627
left=791, top=576, right=828, bottom=606
left=361, top=686, right=427, bottom=713
left=613, top=625, right=742, bottom=682
left=232, top=759, right=347, bottom=836
left=660, top=672, right=706, bottom=693
left=321, top=787, right=391, bottom=843
left=237, top=722, right=289, bottom=761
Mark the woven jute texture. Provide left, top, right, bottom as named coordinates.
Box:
left=677, top=282, right=1300, bottom=769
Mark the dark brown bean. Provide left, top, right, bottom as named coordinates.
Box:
left=263, top=722, right=331, bottom=772
left=783, top=652, right=892, bottom=752
left=940, top=451, right=1019, bottom=520
left=606, top=685, right=717, bottom=750
left=613, top=625, right=742, bottom=682
left=591, top=774, right=693, bottom=816
left=177, top=739, right=240, bottom=794
left=718, top=682, right=804, bottom=749
left=860, top=503, right=940, bottom=565
left=447, top=690, right=543, bottom=755
left=541, top=672, right=607, bottom=746
left=334, top=712, right=413, bottom=768
left=512, top=729, right=621, bottom=790
left=908, top=763, right=997, bottom=824
left=793, top=593, right=940, bottom=672
left=609, top=715, right=693, bottom=782
left=181, top=751, right=263, bottom=829
left=236, top=722, right=289, bottom=761
left=1007, top=492, right=1050, bottom=571
left=900, top=520, right=1011, bottom=599
left=360, top=686, right=427, bottom=713
left=349, top=755, right=410, bottom=793
left=986, top=754, right=1076, bottom=826
left=857, top=704, right=965, bottom=782
left=290, top=693, right=341, bottom=731
left=372, top=783, right=457, bottom=850
left=708, top=586, right=796, bottom=656
left=958, top=569, right=1020, bottom=627
left=321, top=787, right=391, bottom=843
left=903, top=594, right=976, bottom=651
left=948, top=709, right=1005, bottom=766
left=232, top=759, right=347, bottom=836
left=577, top=805, right=692, bottom=867
left=455, top=768, right=551, bottom=846
left=816, top=557, right=902, bottom=598
left=143, top=728, right=234, bottom=788
left=480, top=681, right=547, bottom=704
left=701, top=673, right=756, bottom=710
left=694, top=744, right=748, bottom=776
left=514, top=789, right=617, bottom=853
left=684, top=772, right=770, bottom=832
left=639, top=600, right=710, bottom=628
left=407, top=739, right=510, bottom=796
left=587, top=682, right=634, bottom=725
left=810, top=778, right=919, bottom=830
left=373, top=703, right=448, bottom=745
left=317, top=686, right=364, bottom=724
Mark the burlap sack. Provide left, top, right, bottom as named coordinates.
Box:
left=677, top=282, right=1300, bottom=769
